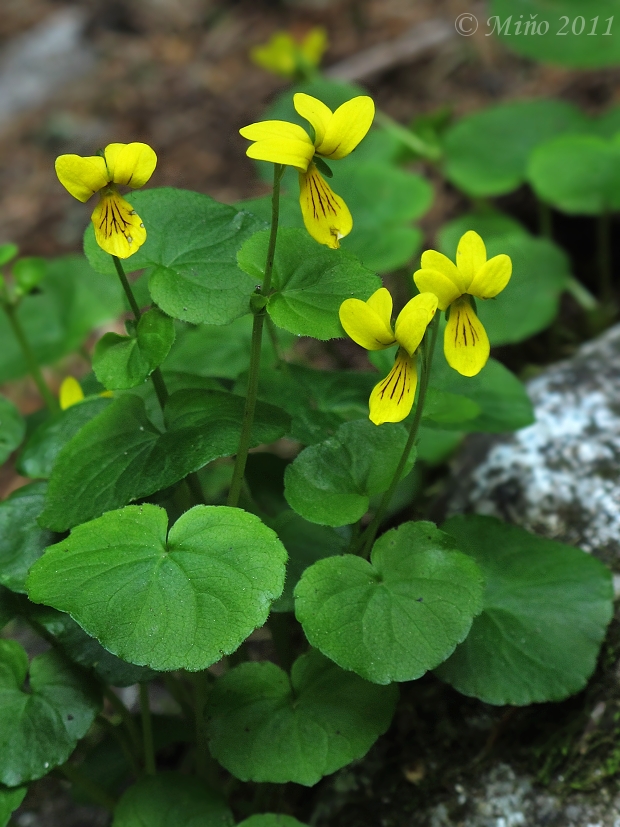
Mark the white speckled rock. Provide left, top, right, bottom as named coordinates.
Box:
left=447, top=324, right=620, bottom=570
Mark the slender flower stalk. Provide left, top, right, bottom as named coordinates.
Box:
left=139, top=682, right=156, bottom=776
left=227, top=164, right=284, bottom=508
left=358, top=314, right=440, bottom=558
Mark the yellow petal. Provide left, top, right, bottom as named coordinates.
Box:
left=394, top=292, right=438, bottom=356
left=339, top=293, right=395, bottom=351
left=59, top=376, right=84, bottom=410
left=366, top=287, right=393, bottom=332
left=250, top=33, right=297, bottom=77
left=468, top=253, right=512, bottom=299
left=369, top=349, right=417, bottom=425
left=294, top=92, right=332, bottom=147
left=300, top=27, right=327, bottom=67
left=55, top=154, right=109, bottom=203
left=413, top=268, right=462, bottom=312
left=104, top=142, right=157, bottom=188
left=242, top=122, right=314, bottom=171
left=299, top=166, right=353, bottom=248
left=316, top=96, right=375, bottom=160
left=419, top=249, right=467, bottom=292
left=456, top=230, right=487, bottom=288
left=444, top=297, right=490, bottom=377
left=91, top=190, right=147, bottom=259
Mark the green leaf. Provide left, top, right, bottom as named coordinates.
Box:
left=27, top=604, right=157, bottom=687
left=0, top=641, right=100, bottom=786
left=439, top=230, right=570, bottom=345
left=27, top=504, right=287, bottom=671
left=489, top=0, right=620, bottom=68
left=0, top=588, right=16, bottom=629
left=528, top=134, right=620, bottom=214
left=0, top=785, right=26, bottom=827
left=84, top=188, right=266, bottom=325
left=443, top=99, right=587, bottom=197
left=284, top=419, right=416, bottom=526
left=269, top=511, right=347, bottom=612
left=295, top=521, right=484, bottom=684
left=422, top=388, right=480, bottom=426
left=93, top=307, right=175, bottom=390
left=111, top=773, right=233, bottom=827
left=13, top=257, right=47, bottom=296
left=0, top=255, right=124, bottom=383
left=0, top=395, right=25, bottom=464
left=417, top=427, right=463, bottom=465
left=206, top=649, right=398, bottom=785
left=0, top=483, right=55, bottom=593
left=238, top=817, right=307, bottom=827
left=437, top=210, right=529, bottom=252
left=40, top=391, right=290, bottom=532
left=17, top=397, right=111, bottom=479
left=0, top=244, right=18, bottom=268
left=435, top=515, right=614, bottom=705
left=237, top=229, right=380, bottom=340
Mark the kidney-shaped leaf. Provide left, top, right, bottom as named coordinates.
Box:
left=434, top=515, right=614, bottom=705
left=84, top=188, right=266, bottom=325
left=112, top=773, right=233, bottom=827
left=238, top=228, right=380, bottom=339
left=284, top=419, right=416, bottom=526
left=0, top=640, right=100, bottom=786
left=27, top=505, right=287, bottom=671
left=294, top=521, right=484, bottom=684
left=206, top=649, right=398, bottom=786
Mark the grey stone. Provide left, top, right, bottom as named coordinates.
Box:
left=446, top=323, right=620, bottom=570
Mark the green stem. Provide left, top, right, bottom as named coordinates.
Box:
left=374, top=110, right=442, bottom=161
left=192, top=671, right=210, bottom=780
left=566, top=276, right=598, bottom=312
left=139, top=682, right=156, bottom=775
left=3, top=302, right=58, bottom=413
left=268, top=613, right=294, bottom=673
left=227, top=164, right=283, bottom=508
left=97, top=713, right=141, bottom=778
left=59, top=763, right=117, bottom=810
left=537, top=199, right=553, bottom=239
left=103, top=686, right=141, bottom=755
left=358, top=315, right=439, bottom=559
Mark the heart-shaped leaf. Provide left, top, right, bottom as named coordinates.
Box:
left=93, top=307, right=175, bottom=390
left=295, top=521, right=484, bottom=684
left=27, top=505, right=287, bottom=671
left=40, top=391, right=290, bottom=531
left=206, top=649, right=398, bottom=786
left=0, top=640, right=100, bottom=786
left=435, top=515, right=614, bottom=705
left=111, top=773, right=233, bottom=827
left=237, top=228, right=380, bottom=340
left=0, top=483, right=55, bottom=593
left=84, top=188, right=265, bottom=325
left=284, top=419, right=416, bottom=526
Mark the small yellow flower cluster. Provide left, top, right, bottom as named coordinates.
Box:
left=340, top=232, right=512, bottom=425
left=250, top=28, right=327, bottom=79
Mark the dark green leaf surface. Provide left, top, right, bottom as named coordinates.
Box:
left=528, top=134, right=620, bottom=214
left=28, top=505, right=287, bottom=671
left=0, top=396, right=25, bottom=464
left=111, top=773, right=233, bottom=827
left=40, top=391, right=290, bottom=531
left=0, top=641, right=100, bottom=786
left=17, top=397, right=111, bottom=479
left=0, top=255, right=124, bottom=383
left=84, top=188, right=266, bottom=325
left=295, top=521, right=484, bottom=684
left=0, top=483, right=55, bottom=592
left=0, top=785, right=26, bottom=827
left=206, top=649, right=398, bottom=785
left=93, top=307, right=175, bottom=390
left=270, top=511, right=347, bottom=612
left=284, top=419, right=416, bottom=526
left=237, top=229, right=380, bottom=340
left=435, top=516, right=614, bottom=705
left=238, top=817, right=307, bottom=827
left=443, top=99, right=587, bottom=197
left=489, top=0, right=620, bottom=68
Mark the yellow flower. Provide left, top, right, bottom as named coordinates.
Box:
left=59, top=376, right=84, bottom=410
left=250, top=28, right=327, bottom=79
left=339, top=288, right=438, bottom=425
left=55, top=142, right=157, bottom=259
left=240, top=93, right=374, bottom=249
left=413, top=231, right=512, bottom=377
